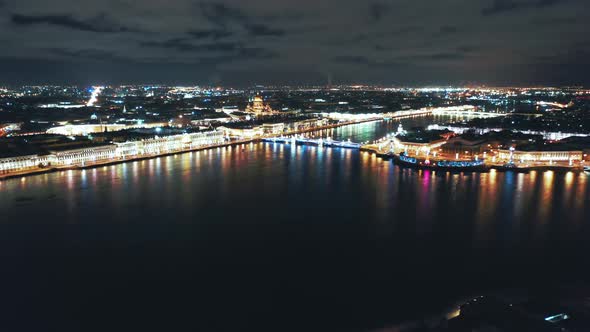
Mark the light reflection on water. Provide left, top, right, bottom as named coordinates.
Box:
left=5, top=140, right=585, bottom=230
left=1, top=118, right=590, bottom=331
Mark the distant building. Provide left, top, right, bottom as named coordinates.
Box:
left=0, top=130, right=224, bottom=174
left=0, top=123, right=22, bottom=137
left=216, top=105, right=239, bottom=114
left=262, top=123, right=285, bottom=135
left=284, top=118, right=330, bottom=132
left=391, top=130, right=449, bottom=156
left=217, top=125, right=264, bottom=138
left=245, top=95, right=276, bottom=116
left=441, top=136, right=487, bottom=156
left=46, top=123, right=166, bottom=136
left=498, top=149, right=583, bottom=163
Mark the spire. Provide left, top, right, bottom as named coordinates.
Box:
left=123, top=105, right=127, bottom=113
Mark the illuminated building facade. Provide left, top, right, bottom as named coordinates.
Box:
left=0, top=130, right=224, bottom=175
left=262, top=123, right=285, bottom=135
left=284, top=118, right=330, bottom=132
left=219, top=118, right=330, bottom=138
left=245, top=95, right=275, bottom=116
left=391, top=136, right=447, bottom=156
left=46, top=123, right=167, bottom=136
left=0, top=154, right=46, bottom=174
left=217, top=126, right=264, bottom=138
left=51, top=145, right=118, bottom=166
left=497, top=149, right=583, bottom=163
left=441, top=136, right=487, bottom=156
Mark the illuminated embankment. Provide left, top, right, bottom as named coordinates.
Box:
left=0, top=131, right=225, bottom=178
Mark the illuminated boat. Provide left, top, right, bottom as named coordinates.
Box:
left=394, top=153, right=489, bottom=171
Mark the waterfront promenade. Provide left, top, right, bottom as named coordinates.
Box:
left=360, top=142, right=587, bottom=172
left=0, top=116, right=383, bottom=180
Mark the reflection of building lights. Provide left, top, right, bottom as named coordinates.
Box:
left=565, top=172, right=574, bottom=186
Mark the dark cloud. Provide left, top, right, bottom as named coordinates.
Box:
left=482, top=0, right=566, bottom=16
left=140, top=38, right=195, bottom=52
left=188, top=29, right=233, bottom=40
left=261, top=11, right=305, bottom=23
left=197, top=3, right=286, bottom=37
left=243, top=23, right=285, bottom=37
left=141, top=39, right=241, bottom=52
left=368, top=2, right=390, bottom=21
left=10, top=13, right=134, bottom=33
left=0, top=0, right=588, bottom=85
left=236, top=47, right=278, bottom=59
left=331, top=55, right=400, bottom=68
left=333, top=25, right=424, bottom=47
left=438, top=25, right=459, bottom=35
left=394, top=52, right=469, bottom=63
left=424, top=52, right=467, bottom=61
left=47, top=48, right=132, bottom=62
left=331, top=33, right=370, bottom=46
left=332, top=55, right=371, bottom=65
left=529, top=16, right=581, bottom=25
left=199, top=2, right=248, bottom=27
left=185, top=47, right=278, bottom=66
left=481, top=0, right=521, bottom=15
left=140, top=38, right=278, bottom=62
left=391, top=26, right=424, bottom=36
left=533, top=44, right=590, bottom=65
left=456, top=45, right=479, bottom=53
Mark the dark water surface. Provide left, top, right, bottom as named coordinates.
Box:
left=1, top=118, right=590, bottom=331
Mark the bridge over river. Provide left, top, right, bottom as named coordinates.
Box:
left=263, top=136, right=362, bottom=149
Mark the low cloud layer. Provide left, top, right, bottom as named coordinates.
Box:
left=0, top=0, right=588, bottom=85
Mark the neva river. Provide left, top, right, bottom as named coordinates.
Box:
left=1, top=115, right=590, bottom=332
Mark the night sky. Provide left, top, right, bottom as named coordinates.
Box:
left=0, top=0, right=589, bottom=86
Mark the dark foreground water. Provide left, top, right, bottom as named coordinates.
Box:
left=1, top=119, right=590, bottom=332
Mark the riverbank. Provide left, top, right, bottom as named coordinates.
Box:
left=0, top=139, right=254, bottom=181
left=0, top=118, right=382, bottom=181
left=361, top=147, right=586, bottom=173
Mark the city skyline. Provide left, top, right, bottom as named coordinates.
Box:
left=1, top=0, right=589, bottom=86
left=3, top=2, right=590, bottom=331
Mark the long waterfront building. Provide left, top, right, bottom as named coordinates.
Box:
left=0, top=130, right=225, bottom=175
left=497, top=149, right=583, bottom=163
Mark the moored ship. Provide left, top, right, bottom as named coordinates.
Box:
left=394, top=152, right=490, bottom=171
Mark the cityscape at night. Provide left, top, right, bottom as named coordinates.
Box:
left=1, top=0, right=590, bottom=332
